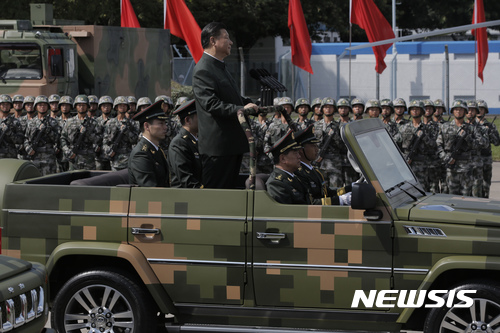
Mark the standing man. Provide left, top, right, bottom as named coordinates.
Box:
left=56, top=96, right=74, bottom=172
left=192, top=22, right=258, bottom=189
left=167, top=99, right=202, bottom=188
left=477, top=100, right=500, bottom=198
left=0, top=95, right=24, bottom=159
left=48, top=94, right=60, bottom=118
left=95, top=96, right=114, bottom=170
left=129, top=101, right=169, bottom=187
left=351, top=98, right=365, bottom=121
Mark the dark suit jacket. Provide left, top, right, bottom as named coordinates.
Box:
left=128, top=137, right=169, bottom=187
left=167, top=128, right=202, bottom=188
left=266, top=168, right=311, bottom=204
left=192, top=52, right=251, bottom=156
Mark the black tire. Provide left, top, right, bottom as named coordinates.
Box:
left=424, top=280, right=500, bottom=333
left=51, top=269, right=158, bottom=333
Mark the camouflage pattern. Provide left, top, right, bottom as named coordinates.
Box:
left=479, top=117, right=500, bottom=198
left=175, top=97, right=189, bottom=109
left=48, top=94, right=60, bottom=104
left=279, top=96, right=294, bottom=107
left=88, top=95, right=98, bottom=104
left=336, top=98, right=351, bottom=110
left=477, top=99, right=489, bottom=113
left=137, top=97, right=152, bottom=110
left=24, top=114, right=61, bottom=175
left=103, top=117, right=140, bottom=170
left=252, top=117, right=274, bottom=174
left=311, top=97, right=322, bottom=108
left=61, top=116, right=100, bottom=170
left=0, top=115, right=24, bottom=158
left=364, top=99, right=381, bottom=112
left=12, top=94, right=24, bottom=103
left=155, top=95, right=174, bottom=107
left=294, top=98, right=310, bottom=110
left=392, top=97, right=408, bottom=126
left=314, top=118, right=343, bottom=187
left=264, top=118, right=289, bottom=159
left=434, top=99, right=445, bottom=108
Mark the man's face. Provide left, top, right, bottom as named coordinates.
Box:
left=338, top=106, right=350, bottom=117
left=13, top=102, right=23, bottom=111
left=60, top=104, right=71, bottom=114
left=0, top=102, right=11, bottom=113
left=303, top=143, right=319, bottom=162
left=187, top=114, right=199, bottom=133
left=282, top=150, right=301, bottom=172
left=101, top=104, right=112, bottom=115
left=162, top=103, right=171, bottom=115
left=466, top=108, right=477, bottom=120
left=352, top=104, right=364, bottom=115
left=90, top=103, right=98, bottom=111
left=322, top=105, right=334, bottom=116
left=381, top=106, right=392, bottom=118
left=435, top=107, right=445, bottom=117
left=36, top=103, right=48, bottom=114
left=453, top=107, right=466, bottom=119
left=147, top=119, right=167, bottom=141
left=394, top=106, right=405, bottom=116
left=25, top=103, right=34, bottom=113
left=297, top=105, right=309, bottom=116
left=478, top=107, right=487, bottom=118
left=367, top=107, right=380, bottom=118
left=313, top=105, right=322, bottom=116
left=76, top=103, right=88, bottom=114
left=214, top=29, right=232, bottom=59
left=116, top=104, right=128, bottom=114
left=283, top=104, right=293, bottom=115
left=410, top=107, right=422, bottom=119
left=50, top=102, right=59, bottom=111
left=129, top=104, right=137, bottom=113
left=424, top=106, right=434, bottom=117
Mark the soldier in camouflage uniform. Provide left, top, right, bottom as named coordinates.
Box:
left=263, top=97, right=294, bottom=158
left=137, top=97, right=152, bottom=112
left=420, top=99, right=441, bottom=193
left=399, top=101, right=433, bottom=190
left=0, top=95, right=24, bottom=159
left=337, top=98, right=358, bottom=185
left=12, top=95, right=24, bottom=119
left=365, top=99, right=381, bottom=119
left=48, top=94, right=60, bottom=118
left=436, top=99, right=488, bottom=196
left=127, top=96, right=137, bottom=115
left=392, top=98, right=409, bottom=127
left=294, top=98, right=311, bottom=130
left=61, top=95, right=100, bottom=171
left=477, top=99, right=500, bottom=198
left=103, top=96, right=140, bottom=171
left=465, top=100, right=487, bottom=197
left=88, top=95, right=99, bottom=118
left=252, top=110, right=274, bottom=174
left=314, top=97, right=343, bottom=187
left=380, top=98, right=402, bottom=144
left=24, top=95, right=61, bottom=175
left=310, top=97, right=323, bottom=124
left=351, top=98, right=364, bottom=121
left=95, top=96, right=114, bottom=170
left=56, top=96, right=74, bottom=172
left=433, top=99, right=449, bottom=193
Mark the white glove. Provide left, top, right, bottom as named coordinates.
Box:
left=339, top=192, right=352, bottom=206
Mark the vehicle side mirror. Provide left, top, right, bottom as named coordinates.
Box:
left=351, top=182, right=377, bottom=210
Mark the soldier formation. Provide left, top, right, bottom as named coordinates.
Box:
left=0, top=92, right=498, bottom=198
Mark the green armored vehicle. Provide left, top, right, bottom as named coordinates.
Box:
left=0, top=254, right=52, bottom=332
left=1, top=118, right=500, bottom=332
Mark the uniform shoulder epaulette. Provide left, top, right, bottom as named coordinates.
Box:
left=141, top=144, right=148, bottom=152
left=182, top=135, right=188, bottom=139
left=275, top=174, right=283, bottom=181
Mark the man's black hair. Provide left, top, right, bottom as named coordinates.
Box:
left=201, top=22, right=227, bottom=49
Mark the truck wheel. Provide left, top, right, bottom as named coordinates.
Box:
left=52, top=269, right=158, bottom=333
left=423, top=281, right=500, bottom=333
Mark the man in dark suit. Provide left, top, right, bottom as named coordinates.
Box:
left=128, top=101, right=170, bottom=187
left=192, top=22, right=258, bottom=189
left=168, top=99, right=202, bottom=188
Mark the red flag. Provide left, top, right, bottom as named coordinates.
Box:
left=121, top=0, right=140, bottom=28
left=472, top=0, right=488, bottom=82
left=288, top=0, right=313, bottom=74
left=350, top=0, right=395, bottom=74
left=164, top=0, right=203, bottom=63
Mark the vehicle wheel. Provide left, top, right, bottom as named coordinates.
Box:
left=424, top=281, right=500, bottom=333
left=51, top=269, right=158, bottom=333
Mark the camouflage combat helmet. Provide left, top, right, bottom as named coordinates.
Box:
left=434, top=99, right=445, bottom=108
left=23, top=95, right=35, bottom=108
left=155, top=95, right=174, bottom=107
left=88, top=95, right=98, bottom=104
left=409, top=100, right=424, bottom=110
left=294, top=98, right=310, bottom=110
left=279, top=97, right=294, bottom=107
left=380, top=99, right=394, bottom=112
left=12, top=95, right=24, bottom=103
left=477, top=99, right=489, bottom=113
left=127, top=96, right=137, bottom=105
left=466, top=100, right=479, bottom=110
left=34, top=95, right=49, bottom=108
left=48, top=94, right=60, bottom=103
left=393, top=98, right=407, bottom=111
left=311, top=97, right=322, bottom=108
left=0, top=94, right=13, bottom=105
left=273, top=97, right=281, bottom=106
left=98, top=96, right=113, bottom=108
left=137, top=97, right=153, bottom=109
left=114, top=96, right=130, bottom=110
left=175, top=96, right=189, bottom=109
left=423, top=99, right=435, bottom=109
left=364, top=99, right=381, bottom=112
left=450, top=99, right=467, bottom=111
left=58, top=96, right=73, bottom=108
left=336, top=98, right=352, bottom=110
left=321, top=97, right=336, bottom=108
left=351, top=98, right=365, bottom=108
left=73, top=95, right=90, bottom=108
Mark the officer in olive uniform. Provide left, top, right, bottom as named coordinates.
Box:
left=167, top=99, right=202, bottom=188
left=295, top=125, right=352, bottom=206
left=129, top=101, right=169, bottom=187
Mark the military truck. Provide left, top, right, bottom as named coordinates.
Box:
left=1, top=118, right=500, bottom=332
left=0, top=3, right=171, bottom=99
left=0, top=254, right=52, bottom=332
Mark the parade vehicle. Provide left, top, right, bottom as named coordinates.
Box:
left=0, top=254, right=52, bottom=333
left=0, top=3, right=171, bottom=98
left=2, top=118, right=500, bottom=332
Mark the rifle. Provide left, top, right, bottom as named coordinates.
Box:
left=405, top=124, right=424, bottom=164
left=111, top=119, right=129, bottom=156
left=447, top=125, right=467, bottom=167
left=315, top=122, right=337, bottom=165
left=71, top=117, right=91, bottom=157
left=29, top=116, right=49, bottom=159
left=0, top=116, right=14, bottom=146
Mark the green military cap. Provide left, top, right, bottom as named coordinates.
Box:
left=265, top=130, right=301, bottom=156
left=173, top=99, right=197, bottom=120
left=434, top=99, right=445, bottom=108
left=295, top=98, right=310, bottom=110
left=132, top=100, right=168, bottom=124
left=294, top=124, right=320, bottom=146
left=12, top=95, right=24, bottom=103
left=477, top=99, right=488, bottom=113
left=73, top=94, right=90, bottom=107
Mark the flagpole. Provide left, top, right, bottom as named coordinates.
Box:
left=474, top=0, right=477, bottom=98
left=349, top=0, right=352, bottom=100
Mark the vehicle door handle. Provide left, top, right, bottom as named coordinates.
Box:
left=256, top=232, right=286, bottom=244
left=131, top=228, right=161, bottom=235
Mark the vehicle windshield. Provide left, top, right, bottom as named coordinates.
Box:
left=0, top=43, right=42, bottom=80
left=356, top=128, right=417, bottom=191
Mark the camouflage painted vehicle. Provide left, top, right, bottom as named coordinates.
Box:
left=0, top=254, right=53, bottom=333
left=3, top=118, right=500, bottom=332
left=0, top=4, right=171, bottom=99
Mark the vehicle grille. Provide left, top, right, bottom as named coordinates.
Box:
left=0, top=286, right=44, bottom=332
